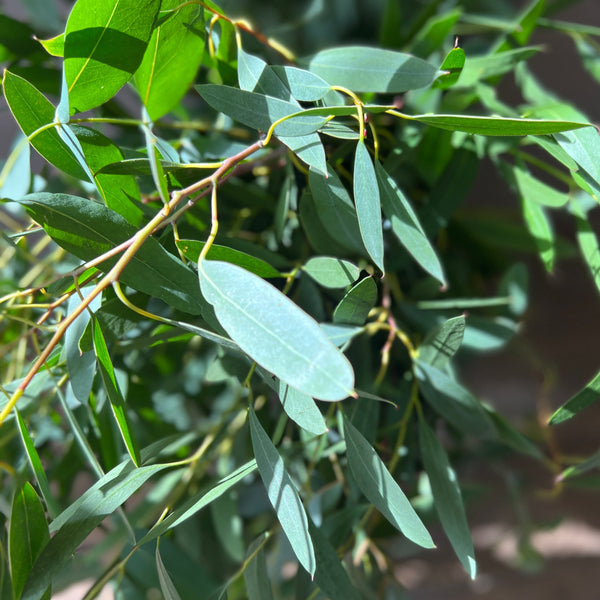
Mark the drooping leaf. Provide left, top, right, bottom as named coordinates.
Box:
left=156, top=544, right=182, bottom=600
left=210, top=492, right=245, bottom=563
left=135, top=0, right=204, bottom=120
left=572, top=196, right=600, bottom=294
left=278, top=381, right=328, bottom=436
left=410, top=9, right=462, bottom=59
left=376, top=161, right=445, bottom=284
left=22, top=460, right=172, bottom=600
left=419, top=420, right=476, bottom=578
left=521, top=195, right=555, bottom=272
left=549, top=367, right=600, bottom=425
left=15, top=193, right=204, bottom=315
left=9, top=483, right=50, bottom=600
left=199, top=260, right=355, bottom=401
left=333, top=277, right=377, bottom=326
left=2, top=70, right=87, bottom=180
left=419, top=316, right=465, bottom=369
left=309, top=166, right=365, bottom=255
left=238, top=47, right=294, bottom=101
left=307, top=46, right=439, bottom=92
left=244, top=535, right=274, bottom=600
left=343, top=414, right=434, bottom=548
left=354, top=140, right=384, bottom=271
left=92, top=317, right=141, bottom=466
left=176, top=239, right=281, bottom=278
left=415, top=361, right=495, bottom=437
left=406, top=113, right=588, bottom=136
left=248, top=407, right=316, bottom=575
left=64, top=0, right=161, bottom=113
left=502, top=162, right=569, bottom=207
left=302, top=257, right=360, bottom=289
left=139, top=460, right=257, bottom=544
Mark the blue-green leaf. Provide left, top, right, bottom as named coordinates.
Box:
left=376, top=161, right=445, bottom=284
left=278, top=381, right=327, bottom=436
left=354, top=141, right=384, bottom=271
left=302, top=257, right=360, bottom=289
left=333, top=277, right=377, bottom=326
left=549, top=367, right=600, bottom=425
left=343, top=414, right=434, bottom=548
left=419, top=420, right=476, bottom=578
left=244, top=535, right=274, bottom=600
left=249, top=407, right=316, bottom=575
left=307, top=46, right=439, bottom=93
left=272, top=66, right=331, bottom=101
left=419, top=316, right=465, bottom=369
left=199, top=260, right=354, bottom=401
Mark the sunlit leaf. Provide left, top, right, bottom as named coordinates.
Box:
left=343, top=414, right=434, bottom=548
left=419, top=316, right=465, bottom=369
left=278, top=381, right=327, bottom=436
left=249, top=407, right=316, bottom=575
left=302, top=256, right=360, bottom=289
left=434, top=46, right=465, bottom=89
left=549, top=367, right=600, bottom=425
left=199, top=260, right=355, bottom=401
left=333, top=277, right=377, bottom=326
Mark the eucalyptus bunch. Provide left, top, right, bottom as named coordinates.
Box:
left=1, top=0, right=600, bottom=598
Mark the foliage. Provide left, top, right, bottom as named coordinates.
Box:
left=1, top=0, right=600, bottom=598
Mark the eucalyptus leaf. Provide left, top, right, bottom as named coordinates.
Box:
left=302, top=256, right=360, bottom=289
left=419, top=316, right=465, bottom=369
left=333, top=277, right=377, bottom=326
left=549, top=367, right=600, bottom=425
left=244, top=535, right=274, bottom=600
left=278, top=381, right=328, bottom=436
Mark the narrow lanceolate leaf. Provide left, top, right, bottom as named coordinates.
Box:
left=199, top=260, right=354, bottom=401
left=521, top=196, right=554, bottom=272
left=307, top=46, right=439, bottom=92
left=333, top=277, right=377, bottom=326
left=549, top=368, right=600, bottom=425
left=244, top=535, right=274, bottom=600
left=419, top=420, right=476, bottom=579
left=416, top=361, right=495, bottom=437
left=156, top=545, right=182, bottom=600
left=2, top=70, right=86, bottom=180
left=278, top=381, right=327, bottom=436
left=376, top=162, right=445, bottom=284
left=309, top=166, right=365, bottom=255
left=15, top=193, right=204, bottom=315
left=419, top=316, right=466, bottom=370
left=139, top=460, right=257, bottom=544
left=196, top=84, right=327, bottom=173
left=354, top=141, right=384, bottom=271
left=9, top=483, right=50, bottom=600
left=309, top=518, right=361, bottom=600
left=302, top=257, right=360, bottom=289
left=407, top=113, right=588, bottom=136
left=343, top=415, right=434, bottom=548
left=15, top=410, right=60, bottom=519
left=22, top=460, right=172, bottom=600
left=249, top=407, right=316, bottom=575
left=572, top=199, right=600, bottom=294
left=64, top=0, right=161, bottom=113
left=92, top=317, right=141, bottom=466
left=503, top=163, right=568, bottom=208
left=135, top=0, right=204, bottom=120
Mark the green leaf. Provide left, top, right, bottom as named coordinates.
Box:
left=199, top=260, right=354, bottom=401
left=307, top=46, right=439, bottom=93
left=309, top=518, right=361, bottom=600
left=156, top=544, right=182, bottom=600
left=92, top=317, right=141, bottom=466
left=176, top=239, right=280, bottom=278
left=484, top=405, right=543, bottom=459
left=244, top=535, right=274, bottom=600
left=15, top=193, right=204, bottom=315
left=343, top=414, right=434, bottom=548
left=434, top=46, right=465, bottom=89
left=309, top=165, right=365, bottom=255
left=419, top=316, right=465, bottom=369
left=555, top=126, right=600, bottom=194
left=139, top=460, right=257, bottom=544
left=320, top=323, right=363, bottom=347
left=278, top=381, right=327, bottom=436
left=419, top=420, right=476, bottom=578
left=22, top=459, right=172, bottom=600
left=2, top=70, right=87, bottom=180
left=9, top=483, right=50, bottom=600
left=302, top=257, right=360, bottom=289
left=64, top=0, right=161, bottom=113
left=333, top=277, right=377, bottom=326
left=14, top=410, right=61, bottom=519
left=196, top=84, right=327, bottom=173
left=248, top=406, right=316, bottom=575
left=271, top=66, right=331, bottom=101
left=210, top=492, right=245, bottom=562
left=135, top=0, right=204, bottom=120
left=36, top=33, right=64, bottom=57
left=354, top=141, right=384, bottom=271
left=410, top=9, right=462, bottom=59
left=407, top=113, right=589, bottom=136
left=238, top=47, right=294, bottom=101
left=503, top=162, right=569, bottom=207
left=376, top=161, right=445, bottom=284
left=549, top=368, right=600, bottom=425
left=416, top=361, right=495, bottom=437
left=521, top=196, right=555, bottom=271
left=572, top=197, right=600, bottom=294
